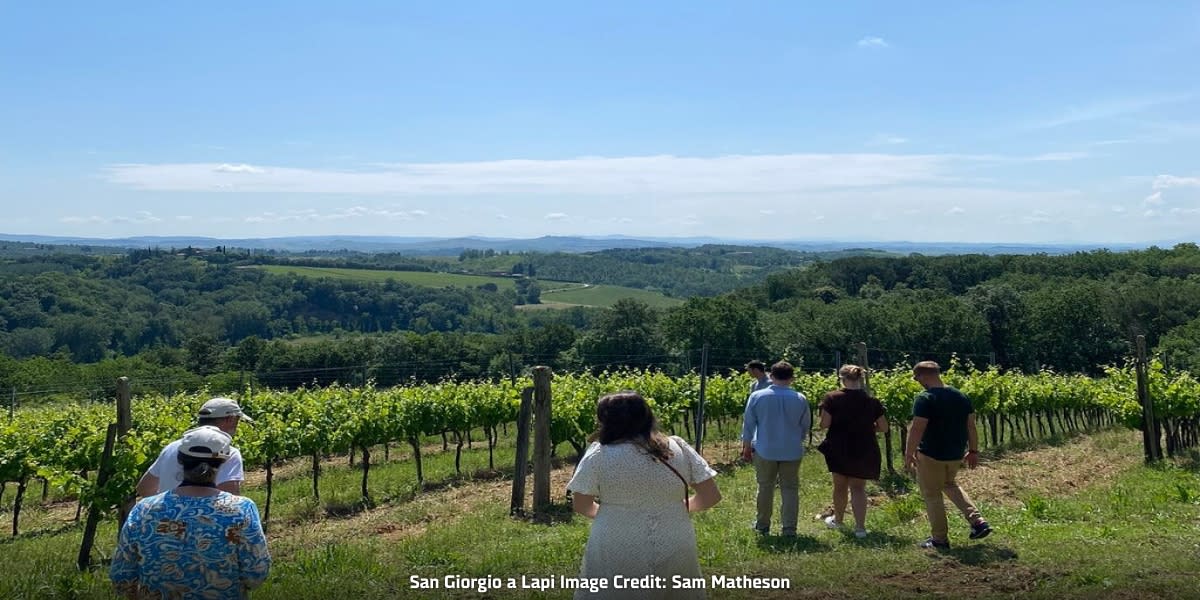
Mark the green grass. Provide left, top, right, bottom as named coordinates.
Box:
left=3, top=429, right=1199, bottom=599
left=254, top=265, right=680, bottom=309
left=537, top=284, right=684, bottom=309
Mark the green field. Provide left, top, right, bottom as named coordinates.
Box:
left=255, top=265, right=681, bottom=309
left=539, top=283, right=684, bottom=309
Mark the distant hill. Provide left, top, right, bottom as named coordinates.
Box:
left=0, top=233, right=1161, bottom=256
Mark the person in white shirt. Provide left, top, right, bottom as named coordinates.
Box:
left=135, top=397, right=253, bottom=496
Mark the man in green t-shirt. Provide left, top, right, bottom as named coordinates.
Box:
left=904, top=361, right=992, bottom=549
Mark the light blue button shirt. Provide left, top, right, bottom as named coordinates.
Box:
left=741, top=384, right=811, bottom=461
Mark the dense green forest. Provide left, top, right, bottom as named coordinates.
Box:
left=3, top=243, right=1200, bottom=402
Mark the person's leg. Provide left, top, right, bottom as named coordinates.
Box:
left=778, top=459, right=802, bottom=535
left=916, top=454, right=950, bottom=542
left=848, top=477, right=869, bottom=532
left=941, top=460, right=983, bottom=525
left=831, top=473, right=849, bottom=524
left=753, top=455, right=779, bottom=533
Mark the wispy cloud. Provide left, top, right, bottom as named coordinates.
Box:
left=545, top=213, right=568, bottom=221
left=1153, top=174, right=1200, bottom=189
left=1030, top=93, right=1196, bottom=129
left=866, top=134, right=908, bottom=146
left=243, top=207, right=428, bottom=223
left=213, top=163, right=265, bottom=174
left=946, top=206, right=966, bottom=216
left=1030, top=151, right=1090, bottom=161
left=105, top=154, right=962, bottom=196
left=60, top=211, right=162, bottom=225
left=857, top=36, right=889, bottom=49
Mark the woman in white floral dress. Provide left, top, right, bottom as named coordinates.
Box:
left=567, top=391, right=722, bottom=599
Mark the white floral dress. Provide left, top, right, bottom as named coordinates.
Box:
left=566, top=436, right=718, bottom=599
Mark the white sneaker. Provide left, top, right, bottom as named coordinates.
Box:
left=854, top=528, right=868, bottom=539
left=823, top=515, right=842, bottom=529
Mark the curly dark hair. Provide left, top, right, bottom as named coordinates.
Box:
left=589, top=391, right=673, bottom=462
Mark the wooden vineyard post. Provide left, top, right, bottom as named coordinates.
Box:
left=510, top=386, right=534, bottom=516
left=1135, top=335, right=1162, bottom=462
left=695, top=342, right=709, bottom=452
left=116, top=377, right=134, bottom=527
left=78, top=423, right=118, bottom=571
left=532, top=367, right=553, bottom=522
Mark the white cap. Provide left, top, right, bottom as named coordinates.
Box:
left=178, top=426, right=233, bottom=460
left=197, top=397, right=254, bottom=423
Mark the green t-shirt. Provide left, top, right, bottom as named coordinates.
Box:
left=912, top=386, right=974, bottom=461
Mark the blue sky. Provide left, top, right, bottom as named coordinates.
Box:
left=2, top=1, right=1198, bottom=243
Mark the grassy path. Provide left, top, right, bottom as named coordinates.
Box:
left=1, top=429, right=1198, bottom=599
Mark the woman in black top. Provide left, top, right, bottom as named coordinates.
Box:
left=818, top=365, right=887, bottom=538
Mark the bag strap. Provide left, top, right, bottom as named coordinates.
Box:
left=637, top=438, right=689, bottom=508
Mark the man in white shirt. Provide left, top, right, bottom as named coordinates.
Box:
left=135, top=397, right=253, bottom=496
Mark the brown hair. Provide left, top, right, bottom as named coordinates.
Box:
left=913, top=361, right=941, bottom=378
left=590, top=391, right=672, bottom=462
left=770, top=361, right=794, bottom=381
left=838, top=364, right=866, bottom=382
left=745, top=360, right=766, bottom=372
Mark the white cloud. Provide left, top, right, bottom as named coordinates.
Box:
left=760, top=209, right=776, bottom=215
left=545, top=213, right=568, bottom=221
left=1144, top=209, right=1162, bottom=218
left=213, top=163, right=265, bottom=174
left=60, top=212, right=162, bottom=225
left=1111, top=206, right=1126, bottom=213
left=244, top=207, right=428, bottom=223
left=857, top=36, right=889, bottom=48
left=1144, top=191, right=1163, bottom=206
left=946, top=206, right=966, bottom=216
left=867, top=134, right=908, bottom=146
left=176, top=215, right=194, bottom=221
left=104, top=153, right=962, bottom=196
left=1030, top=93, right=1196, bottom=129
left=1030, top=151, right=1090, bottom=161
left=1153, top=174, right=1200, bottom=190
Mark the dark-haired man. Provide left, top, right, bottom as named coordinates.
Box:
left=745, top=360, right=771, bottom=394
left=741, top=361, right=811, bottom=536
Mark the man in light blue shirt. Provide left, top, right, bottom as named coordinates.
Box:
left=740, top=361, right=811, bottom=536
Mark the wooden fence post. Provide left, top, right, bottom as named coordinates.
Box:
left=510, top=386, right=534, bottom=516
left=116, top=377, right=134, bottom=527
left=78, top=423, right=118, bottom=571
left=532, top=367, right=553, bottom=521
left=695, top=343, right=709, bottom=452
left=1135, top=335, right=1161, bottom=462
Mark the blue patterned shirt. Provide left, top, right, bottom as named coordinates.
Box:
left=111, top=491, right=271, bottom=599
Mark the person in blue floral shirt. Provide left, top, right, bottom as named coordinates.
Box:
left=111, top=426, right=271, bottom=599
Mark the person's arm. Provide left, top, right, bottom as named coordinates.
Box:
left=964, top=414, right=980, bottom=469
left=687, top=478, right=721, bottom=513
left=905, top=417, right=929, bottom=471
left=572, top=493, right=599, bottom=519
left=873, top=415, right=889, bottom=433
left=217, top=450, right=245, bottom=495
left=135, top=472, right=160, bottom=498
left=818, top=398, right=832, bottom=430
left=238, top=500, right=272, bottom=591
left=740, top=397, right=758, bottom=461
